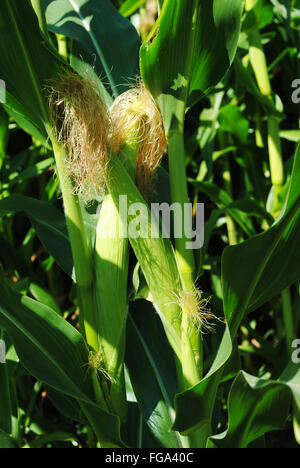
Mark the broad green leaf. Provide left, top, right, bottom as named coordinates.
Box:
left=0, top=278, right=93, bottom=402
left=0, top=0, right=63, bottom=140
left=222, top=144, right=300, bottom=336
left=126, top=301, right=187, bottom=448
left=44, top=0, right=140, bottom=98
left=218, top=105, right=249, bottom=143
left=280, top=361, right=300, bottom=445
left=176, top=145, right=300, bottom=443
left=172, top=324, right=232, bottom=438
left=0, top=429, right=18, bottom=449
left=259, top=2, right=274, bottom=28
left=208, top=371, right=291, bottom=448
left=280, top=130, right=300, bottom=143
left=119, top=0, right=146, bottom=17
left=125, top=401, right=160, bottom=448
left=228, top=198, right=274, bottom=225
left=45, top=385, right=86, bottom=424
left=140, top=0, right=242, bottom=129
left=29, top=283, right=61, bottom=315
left=79, top=400, right=125, bottom=448
left=190, top=180, right=255, bottom=236
left=173, top=140, right=299, bottom=438
left=157, top=0, right=164, bottom=12
left=5, top=158, right=54, bottom=189
left=0, top=195, right=73, bottom=277
left=0, top=276, right=124, bottom=448
left=291, top=3, right=300, bottom=30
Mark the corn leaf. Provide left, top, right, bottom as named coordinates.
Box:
left=0, top=429, right=18, bottom=449
left=173, top=324, right=232, bottom=436
left=0, top=195, right=73, bottom=277
left=140, top=0, right=242, bottom=129
left=280, top=361, right=300, bottom=444
left=208, top=371, right=291, bottom=448
left=44, top=0, right=141, bottom=98
left=223, top=143, right=300, bottom=336
left=0, top=0, right=63, bottom=140
left=119, top=0, right=146, bottom=18
left=190, top=180, right=255, bottom=236
left=0, top=276, right=124, bottom=448
left=126, top=301, right=187, bottom=448
left=0, top=279, right=93, bottom=401
left=173, top=143, right=300, bottom=437
left=45, top=385, right=87, bottom=424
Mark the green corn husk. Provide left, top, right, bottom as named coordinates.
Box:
left=106, top=152, right=185, bottom=362
left=94, top=140, right=138, bottom=420
left=94, top=194, right=129, bottom=422
left=96, top=98, right=200, bottom=407
left=103, top=147, right=201, bottom=388
left=50, top=137, right=99, bottom=352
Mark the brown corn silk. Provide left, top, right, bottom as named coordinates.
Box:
left=110, top=81, right=167, bottom=198
left=49, top=71, right=110, bottom=202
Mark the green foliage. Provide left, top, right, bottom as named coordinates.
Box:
left=223, top=145, right=300, bottom=336
left=208, top=371, right=291, bottom=448
left=140, top=0, right=243, bottom=130
left=44, top=0, right=140, bottom=99
left=0, top=0, right=63, bottom=141
left=0, top=195, right=73, bottom=276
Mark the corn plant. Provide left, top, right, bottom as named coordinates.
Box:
left=0, top=0, right=299, bottom=449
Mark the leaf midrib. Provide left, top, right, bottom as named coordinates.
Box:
left=67, top=0, right=118, bottom=96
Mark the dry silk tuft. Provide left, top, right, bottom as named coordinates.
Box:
left=88, top=351, right=116, bottom=384
left=178, top=287, right=216, bottom=334
left=110, top=80, right=167, bottom=197
left=49, top=71, right=110, bottom=202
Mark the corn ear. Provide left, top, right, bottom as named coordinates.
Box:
left=106, top=152, right=202, bottom=387
left=94, top=194, right=129, bottom=421
left=50, top=136, right=99, bottom=352
left=106, top=152, right=183, bottom=360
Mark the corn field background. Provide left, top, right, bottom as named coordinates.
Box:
left=0, top=0, right=299, bottom=449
